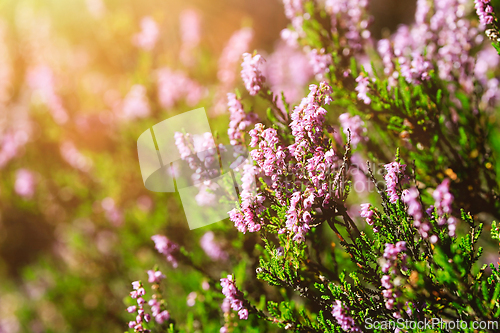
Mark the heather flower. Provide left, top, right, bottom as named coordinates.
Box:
left=132, top=16, right=159, bottom=51
left=289, top=82, right=332, bottom=160
left=265, top=42, right=313, bottom=107
left=433, top=179, right=453, bottom=216
left=121, top=85, right=150, bottom=120
left=14, top=169, right=35, bottom=199
left=147, top=270, right=165, bottom=284
left=227, top=93, right=259, bottom=145
left=217, top=28, right=254, bottom=86
left=157, top=68, right=206, bottom=109
left=60, top=141, right=92, bottom=172
left=179, top=9, right=201, bottom=67
left=151, top=235, right=180, bottom=268
left=200, top=231, right=228, bottom=261
left=27, top=65, right=69, bottom=124
left=475, top=0, right=494, bottom=26
left=241, top=53, right=266, bottom=96
left=354, top=74, right=371, bottom=104
left=384, top=161, right=406, bottom=203
left=380, top=242, right=407, bottom=314
left=308, top=48, right=332, bottom=80
left=220, top=275, right=249, bottom=320
left=401, top=187, right=432, bottom=240
left=101, top=197, right=123, bottom=226
left=0, top=131, right=28, bottom=169
left=186, top=291, right=197, bottom=307
left=331, top=300, right=361, bottom=332
left=338, top=113, right=367, bottom=148
left=359, top=203, right=374, bottom=225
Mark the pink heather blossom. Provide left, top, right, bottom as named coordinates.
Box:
left=241, top=53, right=266, bottom=96
left=220, top=275, right=249, bottom=320
left=227, top=93, right=259, bottom=145
left=200, top=231, right=228, bottom=261
left=380, top=242, right=407, bottom=313
left=0, top=131, right=28, bottom=169
left=27, top=65, right=69, bottom=124
left=433, top=179, right=455, bottom=236
left=132, top=16, right=159, bottom=51
left=359, top=203, right=374, bottom=225
left=289, top=82, right=332, bottom=160
left=187, top=291, right=197, bottom=307
left=128, top=281, right=150, bottom=332
left=151, top=235, right=180, bottom=268
left=338, top=113, right=367, bottom=148
left=354, top=74, right=371, bottom=104
left=213, top=28, right=254, bottom=114
left=265, top=42, right=313, bottom=107
left=101, top=197, right=123, bottom=226
left=384, top=161, right=406, bottom=203
left=475, top=0, right=494, bottom=26
left=157, top=68, right=206, bottom=109
left=325, top=0, right=371, bottom=52
left=308, top=48, right=332, bottom=80
left=331, top=300, right=362, bottom=332
left=400, top=52, right=431, bottom=84
left=217, top=28, right=254, bottom=85
left=60, top=141, right=92, bottom=172
left=179, top=9, right=201, bottom=67
left=155, top=310, right=170, bottom=324
left=15, top=169, right=35, bottom=199
left=121, top=85, right=150, bottom=120
left=433, top=179, right=453, bottom=216
left=401, top=188, right=432, bottom=240
left=147, top=270, right=165, bottom=284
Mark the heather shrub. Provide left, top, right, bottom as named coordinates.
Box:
left=0, top=0, right=499, bottom=333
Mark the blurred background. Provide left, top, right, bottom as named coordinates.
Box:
left=0, top=0, right=418, bottom=332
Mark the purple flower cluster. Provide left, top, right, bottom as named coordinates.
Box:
left=200, top=231, right=228, bottom=261
left=121, top=84, right=150, bottom=120
left=15, top=169, right=35, bottom=199
left=325, top=0, right=371, bottom=52
left=132, top=16, right=159, bottom=51
left=475, top=0, right=494, bottom=25
left=157, top=68, right=206, bottom=109
left=402, top=187, right=433, bottom=241
left=265, top=42, right=313, bottom=107
left=384, top=161, right=407, bottom=203
left=227, top=93, right=259, bottom=146
left=354, top=74, right=371, bottom=104
left=380, top=241, right=407, bottom=316
left=285, top=191, right=314, bottom=243
left=331, top=300, right=362, bottom=332
left=433, top=179, right=456, bottom=237
left=308, top=48, right=332, bottom=80
left=338, top=113, right=367, bottom=148
left=151, top=235, right=180, bottom=268
left=228, top=158, right=265, bottom=233
left=289, top=82, right=332, bottom=160
left=400, top=52, right=431, bottom=84
left=128, top=281, right=151, bottom=332
left=27, top=65, right=69, bottom=124
left=174, top=131, right=219, bottom=183
left=241, top=53, right=266, bottom=96
left=359, top=203, right=374, bottom=225
left=220, top=275, right=249, bottom=320
left=148, top=299, right=170, bottom=324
